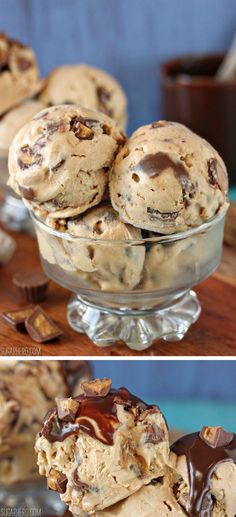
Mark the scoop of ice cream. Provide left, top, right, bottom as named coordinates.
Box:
left=0, top=33, right=42, bottom=116
left=0, top=360, right=91, bottom=485
left=40, top=64, right=127, bottom=129
left=95, top=481, right=186, bottom=517
left=36, top=378, right=169, bottom=515
left=169, top=426, right=236, bottom=517
left=38, top=203, right=145, bottom=291
left=110, top=121, right=228, bottom=234
left=8, top=104, right=126, bottom=219
left=140, top=221, right=222, bottom=292
left=0, top=100, right=45, bottom=157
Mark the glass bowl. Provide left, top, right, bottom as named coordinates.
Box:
left=31, top=208, right=227, bottom=351
left=0, top=156, right=33, bottom=233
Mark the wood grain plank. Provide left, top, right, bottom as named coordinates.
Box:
left=0, top=224, right=235, bottom=357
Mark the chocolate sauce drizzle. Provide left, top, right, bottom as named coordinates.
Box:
left=171, top=431, right=236, bottom=517
left=41, top=387, right=152, bottom=446
left=133, top=152, right=191, bottom=208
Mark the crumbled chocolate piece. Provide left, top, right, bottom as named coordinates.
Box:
left=25, top=306, right=63, bottom=343
left=199, top=426, right=233, bottom=448
left=56, top=397, right=80, bottom=422
left=18, top=185, right=35, bottom=200
left=81, top=378, right=112, bottom=397
left=17, top=144, right=42, bottom=170
left=145, top=424, right=164, bottom=444
left=147, top=207, right=178, bottom=221
left=48, top=469, right=68, bottom=493
left=208, top=158, right=218, bottom=186
left=70, top=116, right=97, bottom=140
left=102, top=123, right=111, bottom=135
left=13, top=271, right=49, bottom=303
left=0, top=305, right=35, bottom=332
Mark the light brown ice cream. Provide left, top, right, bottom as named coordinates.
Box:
left=94, top=481, right=186, bottom=517
left=0, top=360, right=91, bottom=485
left=110, top=121, right=228, bottom=234
left=37, top=203, right=145, bottom=291
left=169, top=426, right=236, bottom=517
left=0, top=100, right=45, bottom=189
left=8, top=104, right=126, bottom=219
left=40, top=64, right=127, bottom=129
left=35, top=378, right=169, bottom=515
left=0, top=100, right=45, bottom=158
left=0, top=33, right=42, bottom=116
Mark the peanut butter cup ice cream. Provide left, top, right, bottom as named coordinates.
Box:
left=0, top=360, right=91, bottom=485
left=37, top=203, right=145, bottom=291
left=110, top=121, right=228, bottom=234
left=95, top=481, right=186, bottom=517
left=8, top=104, right=126, bottom=219
left=35, top=378, right=169, bottom=515
left=169, top=426, right=236, bottom=517
left=40, top=64, right=127, bottom=129
left=0, top=33, right=42, bottom=116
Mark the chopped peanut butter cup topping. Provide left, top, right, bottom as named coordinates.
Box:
left=81, top=377, right=112, bottom=397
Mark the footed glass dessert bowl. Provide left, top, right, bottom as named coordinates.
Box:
left=31, top=208, right=227, bottom=351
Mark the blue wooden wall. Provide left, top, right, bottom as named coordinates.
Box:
left=91, top=360, right=236, bottom=400
left=1, top=0, right=236, bottom=132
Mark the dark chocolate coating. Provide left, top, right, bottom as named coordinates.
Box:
left=40, top=387, right=157, bottom=446
left=171, top=430, right=236, bottom=517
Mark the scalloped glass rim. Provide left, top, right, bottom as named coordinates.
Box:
left=30, top=206, right=228, bottom=245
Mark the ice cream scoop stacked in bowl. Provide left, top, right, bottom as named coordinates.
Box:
left=8, top=105, right=229, bottom=350
left=35, top=378, right=236, bottom=517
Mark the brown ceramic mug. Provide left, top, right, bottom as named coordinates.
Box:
left=161, top=53, right=236, bottom=184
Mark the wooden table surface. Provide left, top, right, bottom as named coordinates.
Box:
left=0, top=224, right=236, bottom=357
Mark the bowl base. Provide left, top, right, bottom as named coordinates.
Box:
left=0, top=193, right=34, bottom=234
left=67, top=290, right=201, bottom=350
left=0, top=480, right=65, bottom=516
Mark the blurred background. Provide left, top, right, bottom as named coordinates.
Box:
left=92, top=360, right=236, bottom=432
left=1, top=0, right=236, bottom=132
